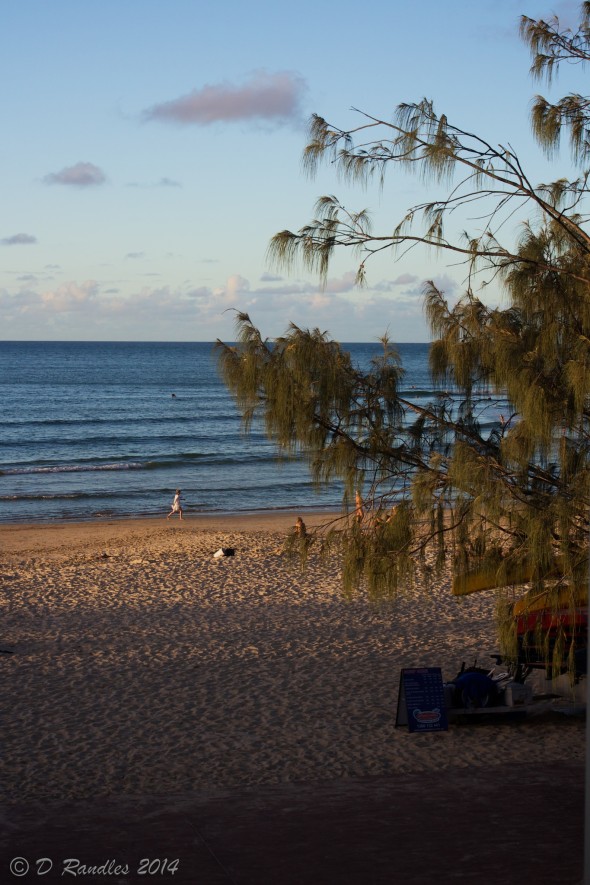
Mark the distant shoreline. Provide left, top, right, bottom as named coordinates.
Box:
left=0, top=509, right=344, bottom=557
left=0, top=506, right=342, bottom=530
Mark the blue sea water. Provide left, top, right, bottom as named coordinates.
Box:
left=0, top=340, right=499, bottom=524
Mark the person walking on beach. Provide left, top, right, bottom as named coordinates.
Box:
left=167, top=489, right=183, bottom=520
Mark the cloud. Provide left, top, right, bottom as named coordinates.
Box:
left=40, top=280, right=99, bottom=311
left=212, top=272, right=432, bottom=339
left=125, top=252, right=145, bottom=260
left=392, top=273, right=419, bottom=286
left=252, top=271, right=423, bottom=301
left=324, top=271, right=357, bottom=294
left=1, top=232, right=37, bottom=245
left=127, top=177, right=182, bottom=189
left=374, top=273, right=419, bottom=292
left=0, top=269, right=437, bottom=341
left=239, top=271, right=359, bottom=300
left=43, top=162, right=106, bottom=187
left=430, top=273, right=460, bottom=297
left=143, top=70, right=307, bottom=126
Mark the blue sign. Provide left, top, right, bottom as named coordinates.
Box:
left=396, top=667, right=449, bottom=732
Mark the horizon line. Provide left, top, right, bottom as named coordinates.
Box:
left=0, top=338, right=431, bottom=345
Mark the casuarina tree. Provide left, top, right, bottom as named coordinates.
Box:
left=217, top=5, right=590, bottom=674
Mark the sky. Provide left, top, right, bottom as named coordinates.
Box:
left=0, top=0, right=584, bottom=342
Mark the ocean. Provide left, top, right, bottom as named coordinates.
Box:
left=0, top=340, right=488, bottom=524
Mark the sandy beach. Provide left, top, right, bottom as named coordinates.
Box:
left=0, top=512, right=585, bottom=804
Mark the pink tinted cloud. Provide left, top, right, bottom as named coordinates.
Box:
left=144, top=70, right=306, bottom=126
left=39, top=280, right=99, bottom=311
left=44, top=162, right=106, bottom=187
